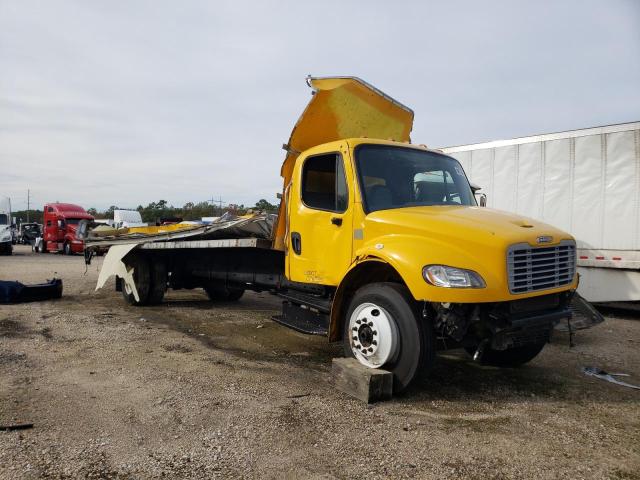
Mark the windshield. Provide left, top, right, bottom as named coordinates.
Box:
left=66, top=218, right=81, bottom=225
left=355, top=145, right=475, bottom=213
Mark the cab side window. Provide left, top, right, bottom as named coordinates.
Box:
left=301, top=153, right=348, bottom=212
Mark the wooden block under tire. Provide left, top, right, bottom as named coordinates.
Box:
left=332, top=357, right=393, bottom=403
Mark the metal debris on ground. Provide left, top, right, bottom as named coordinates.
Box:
left=0, top=423, right=34, bottom=431
left=582, top=366, right=640, bottom=390
left=0, top=279, right=63, bottom=303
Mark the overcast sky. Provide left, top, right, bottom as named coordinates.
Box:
left=1, top=0, right=639, bottom=213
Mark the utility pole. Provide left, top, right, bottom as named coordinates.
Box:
left=208, top=196, right=224, bottom=216
left=26, top=189, right=30, bottom=223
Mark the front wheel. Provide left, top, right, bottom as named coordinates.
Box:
left=465, top=342, right=546, bottom=367
left=63, top=242, right=72, bottom=255
left=343, top=282, right=435, bottom=393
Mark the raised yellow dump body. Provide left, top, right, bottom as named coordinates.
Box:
left=274, top=77, right=414, bottom=251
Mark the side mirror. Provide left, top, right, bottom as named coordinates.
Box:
left=470, top=183, right=487, bottom=207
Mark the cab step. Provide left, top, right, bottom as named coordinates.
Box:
left=272, top=301, right=329, bottom=336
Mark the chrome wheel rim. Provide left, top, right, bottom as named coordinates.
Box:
left=348, top=302, right=398, bottom=368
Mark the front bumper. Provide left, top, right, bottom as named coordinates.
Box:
left=491, top=307, right=571, bottom=350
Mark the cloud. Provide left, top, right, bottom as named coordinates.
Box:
left=1, top=0, right=638, bottom=211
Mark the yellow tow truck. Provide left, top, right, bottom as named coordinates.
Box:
left=88, top=77, right=598, bottom=392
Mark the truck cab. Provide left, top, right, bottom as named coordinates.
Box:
left=42, top=203, right=94, bottom=255
left=18, top=222, right=41, bottom=245
left=276, top=78, right=579, bottom=389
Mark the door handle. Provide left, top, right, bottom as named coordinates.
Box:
left=331, top=217, right=343, bottom=226
left=291, top=232, right=302, bottom=255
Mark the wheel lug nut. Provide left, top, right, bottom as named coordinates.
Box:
left=352, top=327, right=358, bottom=331
left=373, top=331, right=377, bottom=335
left=368, top=322, right=373, bottom=327
left=368, top=347, right=373, bottom=352
left=372, top=340, right=377, bottom=346
left=356, top=320, right=361, bottom=324
left=352, top=336, right=357, bottom=341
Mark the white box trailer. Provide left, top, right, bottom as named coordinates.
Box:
left=442, top=121, right=640, bottom=303
left=113, top=210, right=146, bottom=228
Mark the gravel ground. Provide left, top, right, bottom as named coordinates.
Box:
left=1, top=244, right=639, bottom=479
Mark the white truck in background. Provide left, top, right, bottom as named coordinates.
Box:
left=113, top=210, right=146, bottom=228
left=0, top=196, right=13, bottom=255
left=443, top=121, right=640, bottom=303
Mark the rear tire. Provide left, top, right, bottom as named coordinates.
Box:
left=465, top=342, right=546, bottom=367
left=342, top=282, right=435, bottom=393
left=204, top=283, right=245, bottom=302
left=147, top=261, right=167, bottom=305
left=121, top=255, right=151, bottom=306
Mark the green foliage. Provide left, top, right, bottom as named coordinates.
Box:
left=254, top=199, right=278, bottom=212
left=14, top=198, right=280, bottom=226
left=13, top=209, right=43, bottom=225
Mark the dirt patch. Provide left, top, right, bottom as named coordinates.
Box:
left=162, top=343, right=192, bottom=353
left=0, top=351, right=27, bottom=365
left=0, top=244, right=639, bottom=479
left=0, top=318, right=25, bottom=338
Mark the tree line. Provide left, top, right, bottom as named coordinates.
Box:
left=12, top=199, right=279, bottom=225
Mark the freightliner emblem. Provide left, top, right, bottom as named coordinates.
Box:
left=537, top=235, right=553, bottom=244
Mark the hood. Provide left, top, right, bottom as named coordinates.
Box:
left=364, top=205, right=573, bottom=251
left=359, top=205, right=577, bottom=303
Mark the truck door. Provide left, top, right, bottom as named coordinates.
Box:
left=287, top=151, right=354, bottom=286
left=43, top=206, right=55, bottom=250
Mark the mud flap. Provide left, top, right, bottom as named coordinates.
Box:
left=95, top=244, right=140, bottom=302
left=555, top=293, right=605, bottom=332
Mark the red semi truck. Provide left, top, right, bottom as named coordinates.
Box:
left=39, top=203, right=94, bottom=255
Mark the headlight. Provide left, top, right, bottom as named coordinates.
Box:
left=422, top=265, right=486, bottom=288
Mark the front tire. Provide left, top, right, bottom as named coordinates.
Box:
left=465, top=342, right=546, bottom=367
left=63, top=242, right=72, bottom=255
left=342, top=282, right=435, bottom=393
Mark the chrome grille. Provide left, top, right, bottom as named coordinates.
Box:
left=507, top=240, right=576, bottom=294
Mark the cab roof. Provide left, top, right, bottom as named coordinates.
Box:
left=46, top=203, right=93, bottom=218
